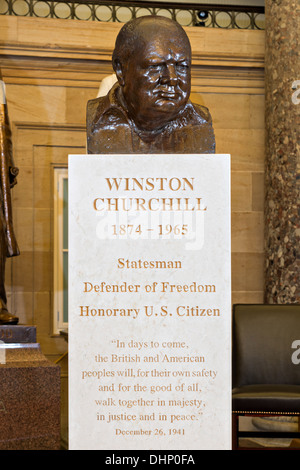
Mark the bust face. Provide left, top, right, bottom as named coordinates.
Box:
left=117, top=25, right=191, bottom=132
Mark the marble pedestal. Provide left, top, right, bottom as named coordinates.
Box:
left=0, top=344, right=61, bottom=450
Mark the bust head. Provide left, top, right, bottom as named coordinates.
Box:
left=112, top=16, right=192, bottom=132
left=87, top=15, right=215, bottom=154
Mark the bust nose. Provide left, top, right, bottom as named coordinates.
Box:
left=161, top=64, right=178, bottom=85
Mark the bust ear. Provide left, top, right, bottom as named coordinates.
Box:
left=113, top=59, right=125, bottom=87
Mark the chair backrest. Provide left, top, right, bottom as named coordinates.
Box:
left=232, top=304, right=300, bottom=387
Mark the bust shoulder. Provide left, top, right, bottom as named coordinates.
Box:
left=188, top=101, right=213, bottom=124
left=87, top=85, right=129, bottom=134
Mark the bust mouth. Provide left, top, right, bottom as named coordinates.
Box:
left=153, top=91, right=182, bottom=103
left=157, top=92, right=177, bottom=100
left=153, top=87, right=181, bottom=100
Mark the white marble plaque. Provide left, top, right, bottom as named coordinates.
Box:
left=68, top=154, right=231, bottom=450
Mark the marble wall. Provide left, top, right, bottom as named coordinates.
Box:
left=264, top=0, right=300, bottom=304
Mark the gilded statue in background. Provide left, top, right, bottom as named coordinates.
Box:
left=0, top=70, right=19, bottom=325
left=87, top=16, right=215, bottom=154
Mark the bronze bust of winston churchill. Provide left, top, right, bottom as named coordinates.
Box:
left=87, top=16, right=215, bottom=154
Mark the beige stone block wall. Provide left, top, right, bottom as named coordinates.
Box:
left=191, top=72, right=265, bottom=306
left=0, top=16, right=265, bottom=360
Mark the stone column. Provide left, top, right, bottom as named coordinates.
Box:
left=264, top=0, right=300, bottom=304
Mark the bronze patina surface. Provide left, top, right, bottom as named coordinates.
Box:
left=0, top=70, right=20, bottom=325
left=87, top=16, right=215, bottom=154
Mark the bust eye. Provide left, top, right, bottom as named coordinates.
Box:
left=149, top=64, right=161, bottom=71
left=176, top=62, right=189, bottom=71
